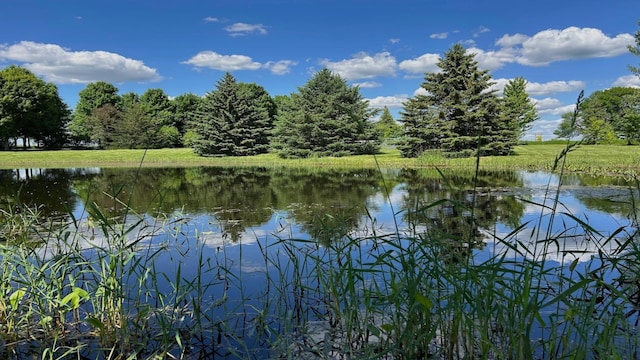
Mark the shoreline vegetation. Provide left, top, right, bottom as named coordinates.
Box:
left=0, top=143, right=639, bottom=177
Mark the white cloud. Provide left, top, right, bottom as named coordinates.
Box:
left=183, top=51, right=295, bottom=74
left=430, top=32, right=448, bottom=40
left=526, top=80, right=585, bottom=96
left=533, top=97, right=563, bottom=111
left=473, top=26, right=490, bottom=38
left=367, top=95, right=409, bottom=109
left=352, top=81, right=381, bottom=88
left=467, top=47, right=517, bottom=71
left=413, top=87, right=429, bottom=96
left=502, top=27, right=634, bottom=66
left=183, top=51, right=262, bottom=71
left=389, top=38, right=400, bottom=44
left=320, top=52, right=397, bottom=80
left=399, top=53, right=440, bottom=73
left=0, top=41, right=161, bottom=84
left=264, top=60, right=297, bottom=75
left=224, top=22, right=268, bottom=36
left=612, top=75, right=640, bottom=88
left=203, top=17, right=219, bottom=22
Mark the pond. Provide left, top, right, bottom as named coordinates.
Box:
left=1, top=166, right=639, bottom=359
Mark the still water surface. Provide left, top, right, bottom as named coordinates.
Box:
left=2, top=166, right=639, bottom=356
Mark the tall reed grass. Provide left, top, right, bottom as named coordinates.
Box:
left=0, top=92, right=639, bottom=359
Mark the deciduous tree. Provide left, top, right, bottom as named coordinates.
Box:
left=0, top=65, right=69, bottom=149
left=70, top=81, right=120, bottom=144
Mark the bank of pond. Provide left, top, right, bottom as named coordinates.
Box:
left=0, top=166, right=639, bottom=359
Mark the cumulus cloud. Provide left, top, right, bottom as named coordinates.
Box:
left=0, top=41, right=160, bottom=84
left=367, top=95, right=409, bottom=108
left=612, top=75, right=640, bottom=88
left=467, top=47, right=517, bottom=71
left=525, top=80, right=585, bottom=96
left=183, top=51, right=295, bottom=74
left=491, top=78, right=584, bottom=97
left=224, top=22, right=268, bottom=36
left=533, top=97, right=563, bottom=111
left=352, top=81, right=381, bottom=88
left=264, top=60, right=297, bottom=75
left=430, top=32, right=448, bottom=40
left=320, top=52, right=397, bottom=80
left=183, top=51, right=262, bottom=71
left=203, top=17, right=219, bottom=22
left=500, top=27, right=634, bottom=66
left=399, top=53, right=440, bottom=73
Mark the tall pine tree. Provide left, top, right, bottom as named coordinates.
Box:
left=191, top=73, right=274, bottom=156
left=502, top=77, right=538, bottom=141
left=399, top=44, right=515, bottom=157
left=271, top=68, right=380, bottom=158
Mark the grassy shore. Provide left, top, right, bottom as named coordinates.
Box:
left=0, top=143, right=639, bottom=176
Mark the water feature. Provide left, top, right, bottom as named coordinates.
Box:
left=0, top=166, right=638, bottom=358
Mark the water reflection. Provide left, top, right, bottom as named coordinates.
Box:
left=0, top=166, right=636, bottom=260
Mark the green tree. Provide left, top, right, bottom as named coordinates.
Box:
left=629, top=20, right=640, bottom=77
left=0, top=65, right=69, bottom=149
left=271, top=68, right=380, bottom=158
left=70, top=81, right=120, bottom=144
left=84, top=104, right=122, bottom=148
left=561, top=87, right=640, bottom=144
left=397, top=95, right=442, bottom=157
left=553, top=112, right=578, bottom=139
left=398, top=44, right=514, bottom=158
left=502, top=77, right=539, bottom=141
left=374, top=106, right=402, bottom=141
left=191, top=73, right=275, bottom=156
left=172, top=93, right=202, bottom=146
left=140, top=88, right=178, bottom=148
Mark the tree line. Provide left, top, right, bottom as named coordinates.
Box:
left=2, top=40, right=640, bottom=158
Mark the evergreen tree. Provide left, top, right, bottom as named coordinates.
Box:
left=399, top=44, right=515, bottom=157
left=397, top=95, right=443, bottom=157
left=502, top=77, right=539, bottom=141
left=191, top=73, right=274, bottom=156
left=374, top=106, right=402, bottom=141
left=271, top=68, right=380, bottom=158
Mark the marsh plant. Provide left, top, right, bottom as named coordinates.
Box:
left=1, top=93, right=640, bottom=359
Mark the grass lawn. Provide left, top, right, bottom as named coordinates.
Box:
left=0, top=143, right=639, bottom=176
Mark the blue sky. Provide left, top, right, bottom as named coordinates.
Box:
left=1, top=0, right=639, bottom=140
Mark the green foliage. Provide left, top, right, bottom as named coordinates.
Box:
left=70, top=81, right=121, bottom=144
left=191, top=73, right=275, bottom=156
left=0, top=65, right=70, bottom=149
left=629, top=20, right=640, bottom=77
left=398, top=44, right=515, bottom=158
left=374, top=106, right=402, bottom=141
left=172, top=92, right=202, bottom=144
left=502, top=77, right=539, bottom=140
left=556, top=87, right=640, bottom=144
left=271, top=68, right=380, bottom=158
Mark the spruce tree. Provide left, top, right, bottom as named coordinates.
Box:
left=502, top=77, right=539, bottom=141
left=400, top=44, right=515, bottom=157
left=374, top=106, right=402, bottom=141
left=272, top=68, right=380, bottom=158
left=191, top=73, right=274, bottom=156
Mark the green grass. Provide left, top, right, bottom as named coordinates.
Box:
left=1, top=144, right=640, bottom=177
